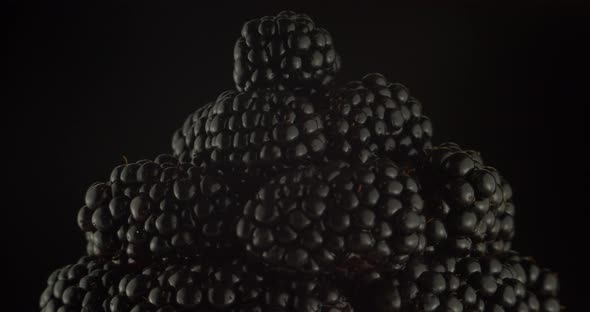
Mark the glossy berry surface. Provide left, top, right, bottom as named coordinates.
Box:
left=77, top=155, right=239, bottom=264
left=237, top=158, right=426, bottom=274
left=233, top=11, right=341, bottom=94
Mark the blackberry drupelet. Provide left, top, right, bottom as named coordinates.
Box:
left=418, top=143, right=515, bottom=256
left=236, top=158, right=426, bottom=274
left=353, top=251, right=559, bottom=312
left=39, top=256, right=129, bottom=312
left=325, top=73, right=433, bottom=165
left=105, top=257, right=352, bottom=312
left=233, top=11, right=341, bottom=94
left=171, top=89, right=326, bottom=186
left=77, top=155, right=239, bottom=264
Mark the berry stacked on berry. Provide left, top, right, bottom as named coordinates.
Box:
left=40, top=11, right=561, bottom=312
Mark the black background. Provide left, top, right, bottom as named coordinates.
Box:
left=8, top=1, right=588, bottom=310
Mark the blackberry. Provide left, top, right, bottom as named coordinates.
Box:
left=104, top=257, right=263, bottom=311
left=105, top=257, right=352, bottom=312
left=499, top=252, right=561, bottom=312
left=454, top=252, right=560, bottom=312
left=77, top=155, right=239, bottom=264
left=266, top=275, right=352, bottom=312
left=233, top=11, right=341, bottom=94
left=236, top=158, right=426, bottom=274
left=171, top=89, right=326, bottom=189
left=418, top=143, right=515, bottom=256
left=325, top=73, right=433, bottom=165
left=352, top=255, right=472, bottom=312
left=353, top=251, right=560, bottom=312
left=39, top=256, right=129, bottom=312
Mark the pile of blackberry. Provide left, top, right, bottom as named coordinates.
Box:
left=40, top=11, right=561, bottom=312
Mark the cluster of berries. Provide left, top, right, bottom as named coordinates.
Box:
left=40, top=11, right=560, bottom=312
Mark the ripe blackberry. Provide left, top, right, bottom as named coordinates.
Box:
left=77, top=155, right=239, bottom=264
left=499, top=252, right=561, bottom=312
left=352, top=255, right=473, bottom=312
left=236, top=158, right=426, bottom=274
left=171, top=89, right=326, bottom=186
left=325, top=73, right=433, bottom=165
left=418, top=143, right=515, bottom=256
left=105, top=257, right=351, bottom=312
left=104, top=257, right=263, bottom=311
left=233, top=11, right=341, bottom=94
left=452, top=253, right=560, bottom=312
left=39, top=256, right=129, bottom=312
left=353, top=251, right=560, bottom=312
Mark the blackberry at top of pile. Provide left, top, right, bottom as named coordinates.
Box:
left=237, top=158, right=426, bottom=274
left=233, top=11, right=341, bottom=94
left=326, top=73, right=433, bottom=166
left=172, top=88, right=326, bottom=185
left=77, top=155, right=239, bottom=264
left=418, top=143, right=515, bottom=257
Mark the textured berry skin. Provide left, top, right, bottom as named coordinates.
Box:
left=326, top=73, right=433, bottom=165
left=233, top=11, right=341, bottom=94
left=77, top=155, right=239, bottom=264
left=236, top=158, right=426, bottom=274
left=39, top=256, right=130, bottom=312
left=104, top=257, right=352, bottom=312
left=352, top=251, right=559, bottom=312
left=419, top=143, right=515, bottom=256
left=172, top=89, right=326, bottom=188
